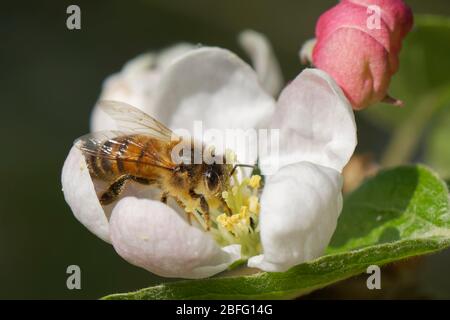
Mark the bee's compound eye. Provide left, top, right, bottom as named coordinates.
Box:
left=205, top=170, right=220, bottom=193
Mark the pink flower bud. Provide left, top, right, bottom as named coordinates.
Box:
left=312, top=0, right=413, bottom=110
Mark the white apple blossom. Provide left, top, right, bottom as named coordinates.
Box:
left=249, top=68, right=356, bottom=271
left=91, top=30, right=283, bottom=132
left=238, top=29, right=284, bottom=97
left=62, top=41, right=356, bottom=278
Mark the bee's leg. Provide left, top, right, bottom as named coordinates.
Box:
left=220, top=198, right=232, bottom=216
left=131, top=176, right=152, bottom=185
left=188, top=189, right=211, bottom=230
left=131, top=176, right=169, bottom=204
left=99, top=175, right=131, bottom=205
left=186, top=212, right=193, bottom=225
left=199, top=196, right=211, bottom=231
left=160, top=192, right=168, bottom=204
left=130, top=176, right=163, bottom=189
left=100, top=175, right=157, bottom=206
left=173, top=197, right=196, bottom=226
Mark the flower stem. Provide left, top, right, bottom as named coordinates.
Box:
left=381, top=87, right=450, bottom=167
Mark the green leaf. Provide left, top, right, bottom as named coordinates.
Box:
left=362, top=15, right=450, bottom=130
left=328, top=165, right=450, bottom=253
left=103, top=165, right=450, bottom=300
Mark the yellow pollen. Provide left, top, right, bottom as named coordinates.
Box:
left=239, top=206, right=249, bottom=219
left=217, top=214, right=233, bottom=231
left=229, top=214, right=241, bottom=224
left=238, top=206, right=250, bottom=224
left=248, top=196, right=260, bottom=214
left=249, top=175, right=262, bottom=189
left=210, top=157, right=262, bottom=259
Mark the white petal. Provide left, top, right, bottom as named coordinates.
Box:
left=261, top=68, right=356, bottom=175
left=238, top=30, right=284, bottom=97
left=121, top=52, right=157, bottom=74
left=91, top=44, right=195, bottom=132
left=299, top=38, right=317, bottom=65
left=155, top=43, right=197, bottom=69
left=248, top=162, right=343, bottom=272
left=153, top=47, right=276, bottom=164
left=109, top=197, right=241, bottom=279
left=61, top=146, right=110, bottom=242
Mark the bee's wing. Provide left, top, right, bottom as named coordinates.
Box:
left=74, top=131, right=176, bottom=170
left=75, top=130, right=126, bottom=160
left=97, top=100, right=179, bottom=142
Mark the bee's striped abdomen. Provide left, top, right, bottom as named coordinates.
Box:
left=83, top=134, right=171, bottom=183
left=85, top=135, right=135, bottom=181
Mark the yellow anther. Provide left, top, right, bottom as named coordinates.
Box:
left=249, top=175, right=262, bottom=189
left=248, top=196, right=260, bottom=214
left=217, top=214, right=227, bottom=223
left=239, top=206, right=249, bottom=219
left=213, top=164, right=262, bottom=256
left=229, top=214, right=241, bottom=224
left=217, top=214, right=233, bottom=231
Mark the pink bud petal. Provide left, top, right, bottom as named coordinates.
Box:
left=312, top=0, right=413, bottom=110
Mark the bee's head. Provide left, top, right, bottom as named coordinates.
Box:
left=203, top=162, right=230, bottom=196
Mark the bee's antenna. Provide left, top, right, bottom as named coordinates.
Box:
left=230, top=164, right=256, bottom=176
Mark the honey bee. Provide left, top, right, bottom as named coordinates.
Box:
left=76, top=100, right=233, bottom=229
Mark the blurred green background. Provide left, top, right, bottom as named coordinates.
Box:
left=1, top=0, right=450, bottom=299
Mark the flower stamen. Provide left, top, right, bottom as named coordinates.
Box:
left=191, top=152, right=263, bottom=259
left=212, top=168, right=262, bottom=258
